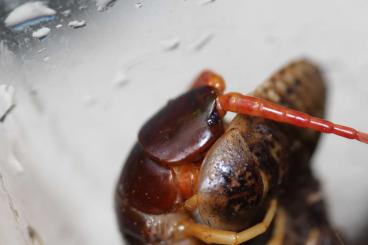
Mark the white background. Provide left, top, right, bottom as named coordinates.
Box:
left=1, top=0, right=368, bottom=244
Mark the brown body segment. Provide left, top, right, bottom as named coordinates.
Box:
left=196, top=60, right=326, bottom=232
left=139, top=86, right=224, bottom=164
left=117, top=144, right=179, bottom=214
left=116, top=60, right=341, bottom=244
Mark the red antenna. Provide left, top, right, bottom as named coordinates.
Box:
left=217, top=93, right=368, bottom=144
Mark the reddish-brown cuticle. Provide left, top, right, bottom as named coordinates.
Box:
left=215, top=98, right=226, bottom=118
left=191, top=70, right=226, bottom=94
left=333, top=124, right=357, bottom=139
left=118, top=144, right=179, bottom=214
left=138, top=86, right=224, bottom=164
left=171, top=163, right=200, bottom=200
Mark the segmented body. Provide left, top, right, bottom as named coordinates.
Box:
left=253, top=61, right=340, bottom=244
left=115, top=60, right=341, bottom=244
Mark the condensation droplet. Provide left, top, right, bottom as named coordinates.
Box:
left=32, top=27, right=50, bottom=39
left=56, top=24, right=63, bottom=29
left=160, top=37, right=180, bottom=51
left=112, top=70, right=129, bottom=88
left=37, top=48, right=46, bottom=53
left=68, top=20, right=87, bottom=29
left=43, top=56, right=50, bottom=62
left=96, top=0, right=117, bottom=11
left=61, top=9, right=71, bottom=18
left=79, top=5, right=88, bottom=10
left=188, top=33, right=214, bottom=51
left=4, top=1, right=56, bottom=30
left=198, top=0, right=216, bottom=6
left=135, top=2, right=143, bottom=8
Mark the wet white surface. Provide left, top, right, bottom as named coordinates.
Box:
left=1, top=1, right=368, bottom=244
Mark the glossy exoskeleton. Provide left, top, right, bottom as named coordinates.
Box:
left=115, top=60, right=365, bottom=244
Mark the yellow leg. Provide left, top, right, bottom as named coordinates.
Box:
left=181, top=199, right=277, bottom=245
left=266, top=208, right=286, bottom=245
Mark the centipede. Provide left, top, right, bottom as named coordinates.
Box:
left=115, top=59, right=366, bottom=244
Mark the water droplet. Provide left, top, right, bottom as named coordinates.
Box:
left=188, top=33, right=214, bottom=51
left=78, top=5, right=88, bottom=10
left=112, top=70, right=129, bottom=88
left=198, top=0, right=216, bottom=6
left=56, top=24, right=63, bottom=29
left=96, top=0, right=117, bottom=11
left=135, top=2, right=143, bottom=8
left=68, top=20, right=87, bottom=29
left=0, top=85, right=15, bottom=123
left=43, top=56, right=50, bottom=62
left=160, top=37, right=180, bottom=51
left=4, top=1, right=56, bottom=30
left=37, top=48, right=46, bottom=53
left=32, top=27, right=50, bottom=39
left=61, top=9, right=71, bottom=18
